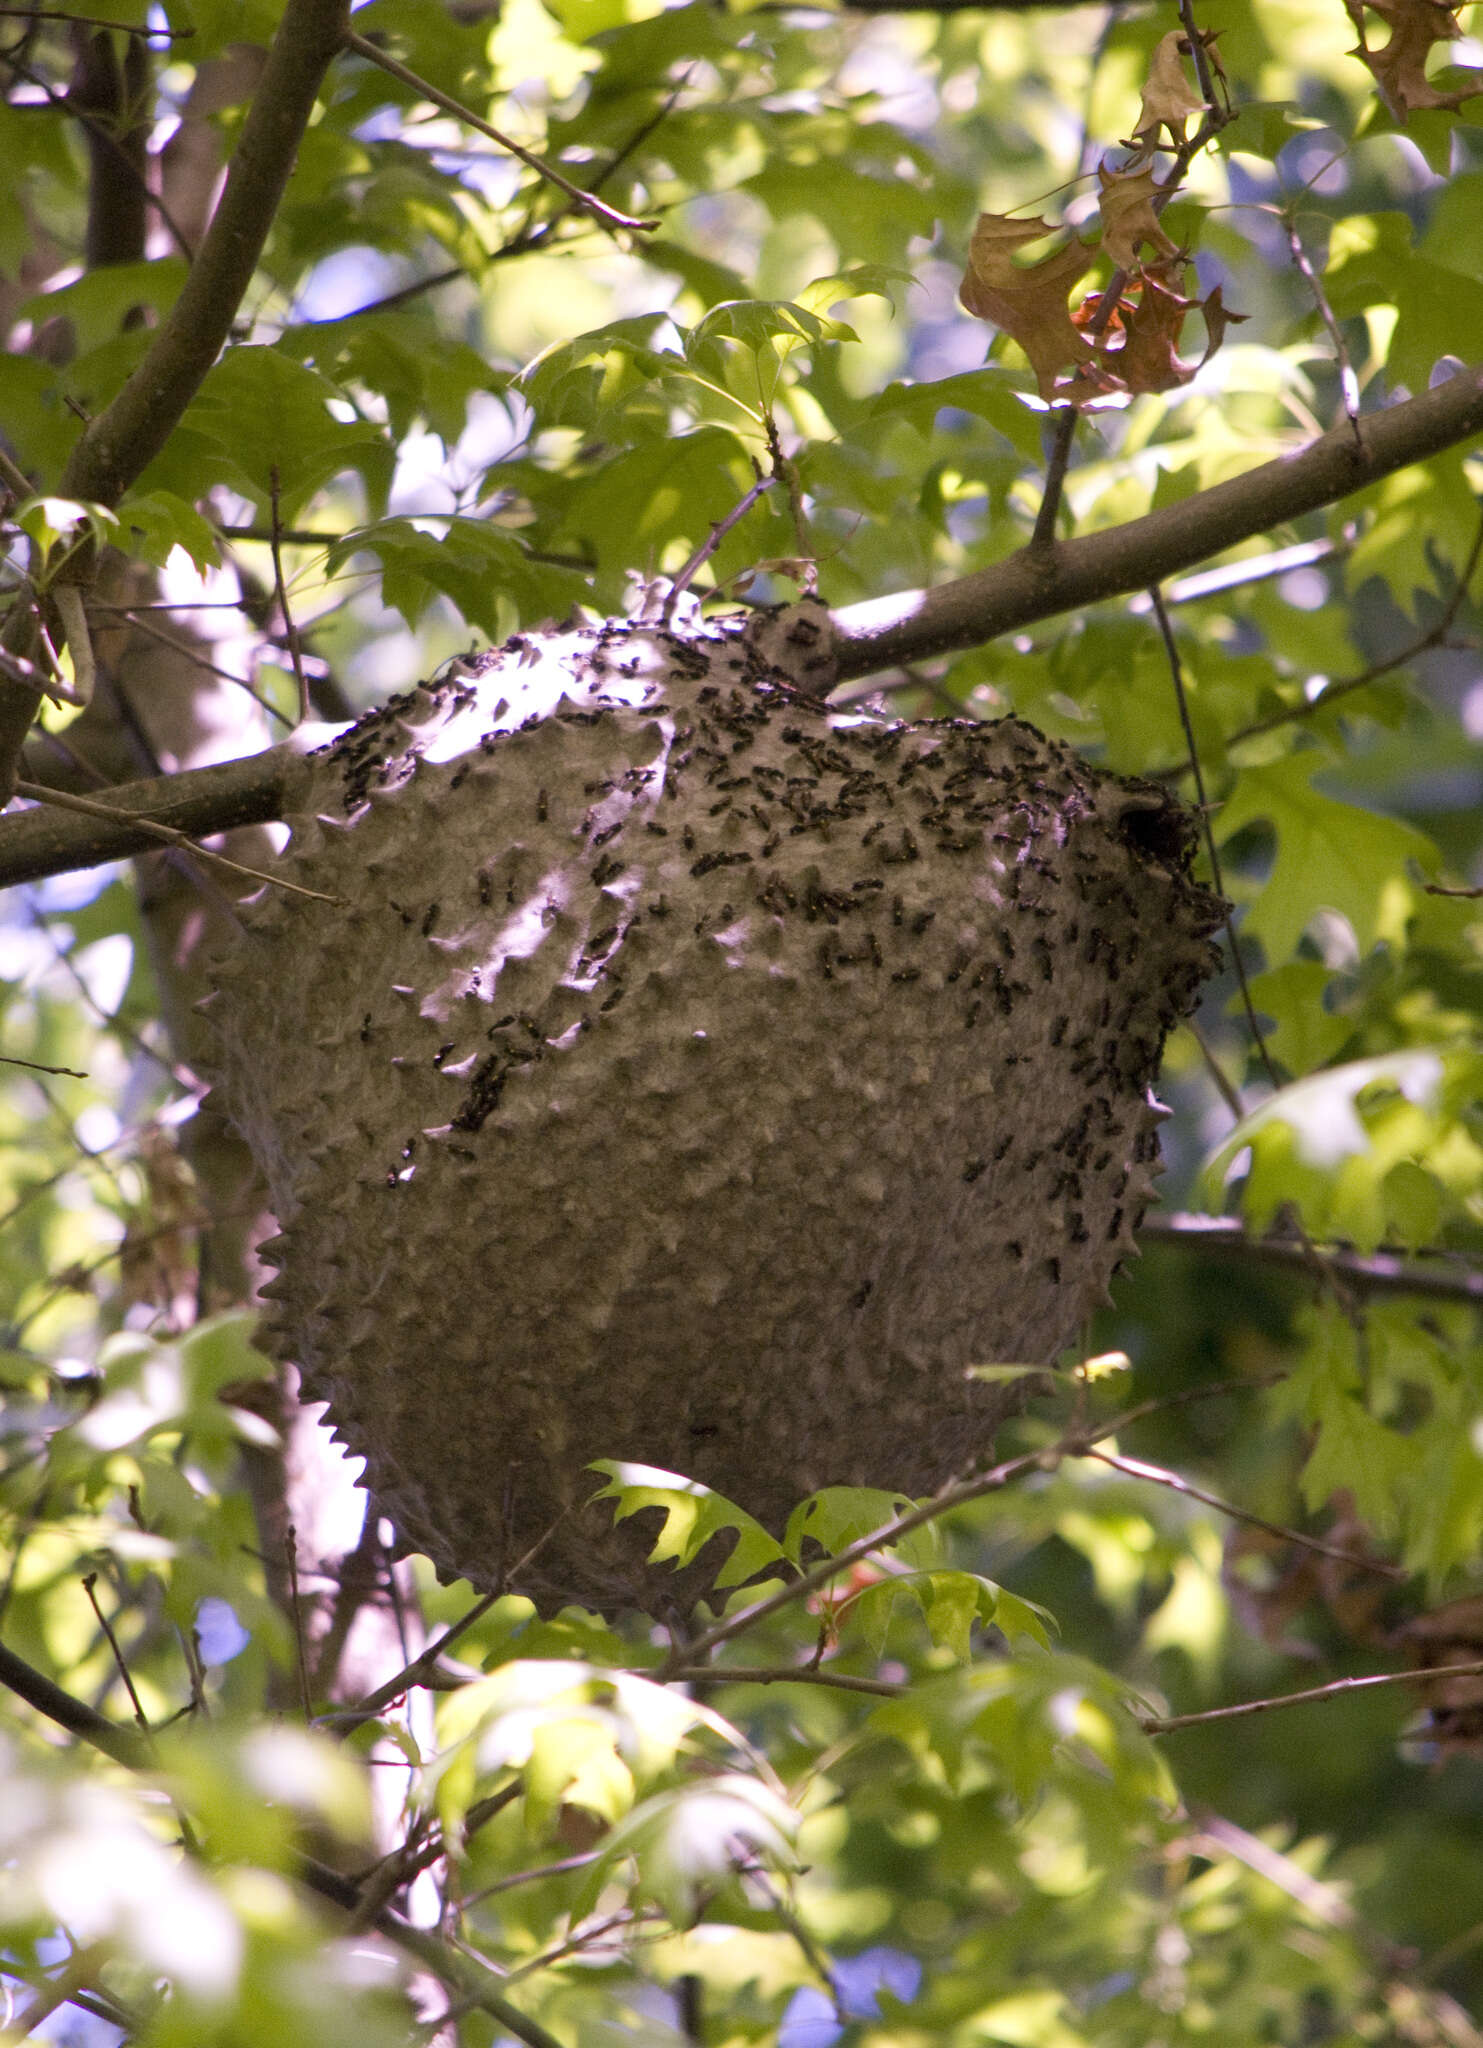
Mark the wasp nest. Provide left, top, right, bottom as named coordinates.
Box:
left=207, top=601, right=1223, bottom=1614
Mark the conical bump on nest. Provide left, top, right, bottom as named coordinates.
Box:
left=205, top=599, right=1225, bottom=1614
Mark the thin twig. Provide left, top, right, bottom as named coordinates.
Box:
left=662, top=1663, right=905, bottom=1697
left=1224, top=501, right=1483, bottom=749
left=662, top=472, right=774, bottom=622
left=1028, top=13, right=1235, bottom=553
left=268, top=466, right=309, bottom=723
left=1141, top=1213, right=1483, bottom=1306
left=1285, top=216, right=1361, bottom=445
left=343, top=29, right=658, bottom=237
left=666, top=1448, right=1051, bottom=1675
left=340, top=1588, right=504, bottom=1726
left=0, top=441, right=34, bottom=500
left=1187, top=1017, right=1245, bottom=1120
left=13, top=778, right=337, bottom=903
left=0, top=1052, right=87, bottom=1077
left=1082, top=1446, right=1406, bottom=1580
left=79, top=1574, right=153, bottom=1736
left=0, top=6, right=190, bottom=31
left=285, top=1528, right=315, bottom=1720
left=1148, top=582, right=1282, bottom=1091
left=118, top=606, right=295, bottom=728
left=1140, top=1659, right=1483, bottom=1734
left=0, top=49, right=193, bottom=259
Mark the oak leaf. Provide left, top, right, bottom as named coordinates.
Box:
left=1097, top=158, right=1180, bottom=272
left=1350, top=0, right=1483, bottom=117
left=1093, top=263, right=1249, bottom=396
left=959, top=212, right=1097, bottom=400
left=1106, top=268, right=1201, bottom=394
left=1130, top=30, right=1206, bottom=148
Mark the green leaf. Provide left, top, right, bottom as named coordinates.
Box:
left=572, top=1773, right=798, bottom=1925
left=1215, top=754, right=1440, bottom=963
left=176, top=347, right=395, bottom=521
left=589, top=1461, right=790, bottom=1589
left=326, top=515, right=590, bottom=637
left=115, top=489, right=221, bottom=575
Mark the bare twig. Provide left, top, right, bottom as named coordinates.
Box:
left=1148, top=581, right=1281, bottom=1091
left=1140, top=1660, right=1483, bottom=1734
left=12, top=777, right=338, bottom=902
left=268, top=467, right=310, bottom=723
left=1029, top=20, right=1234, bottom=553
left=0, top=47, right=193, bottom=259
left=114, top=607, right=295, bottom=728
left=1223, top=500, right=1483, bottom=749
left=0, top=1053, right=87, bottom=1077
left=1082, top=1447, right=1406, bottom=1580
left=342, top=29, right=658, bottom=237
left=1140, top=1213, right=1483, bottom=1306
left=665, top=1448, right=1052, bottom=1675
left=80, top=1572, right=153, bottom=1735
left=1285, top=216, right=1362, bottom=445
left=284, top=1528, right=315, bottom=1720
left=662, top=472, right=775, bottom=622
left=661, top=1663, right=905, bottom=1697
left=339, top=1588, right=504, bottom=1727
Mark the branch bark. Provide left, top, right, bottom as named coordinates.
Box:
left=829, top=361, right=1483, bottom=681
left=1141, top=1213, right=1483, bottom=1306
left=4, top=362, right=1483, bottom=887
left=0, top=0, right=350, bottom=800
left=0, top=742, right=307, bottom=886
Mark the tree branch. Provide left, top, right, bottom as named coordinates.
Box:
left=0, top=743, right=307, bottom=887
left=58, top=0, right=348, bottom=509
left=829, top=362, right=1483, bottom=680
left=0, top=1639, right=150, bottom=1766
left=0, top=0, right=350, bottom=801
left=1140, top=1660, right=1483, bottom=1735
left=5, top=362, right=1483, bottom=887
left=1141, top=1213, right=1483, bottom=1306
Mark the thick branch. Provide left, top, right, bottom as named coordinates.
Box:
left=830, top=363, right=1483, bottom=680
left=5, top=363, right=1483, bottom=887
left=0, top=744, right=306, bottom=887
left=0, top=1640, right=150, bottom=1767
left=59, top=0, right=348, bottom=508
left=0, top=0, right=349, bottom=802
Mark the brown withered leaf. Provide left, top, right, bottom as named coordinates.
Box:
left=1097, top=157, right=1180, bottom=271
left=1396, top=1593, right=1483, bottom=1752
left=1130, top=29, right=1206, bottom=148
left=1108, top=268, right=1201, bottom=393
left=1093, top=262, right=1249, bottom=396
left=959, top=212, right=1098, bottom=400
left=1350, top=0, right=1483, bottom=117
left=1199, top=282, right=1249, bottom=362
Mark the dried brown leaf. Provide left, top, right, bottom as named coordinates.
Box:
left=1106, top=269, right=1201, bottom=394
left=1351, top=0, right=1483, bottom=117
left=959, top=212, right=1098, bottom=400
left=1093, top=263, right=1249, bottom=396
left=1130, top=29, right=1206, bottom=148
left=1097, top=157, right=1180, bottom=271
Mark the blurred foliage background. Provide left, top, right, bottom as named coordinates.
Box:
left=4, top=0, right=1483, bottom=2039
